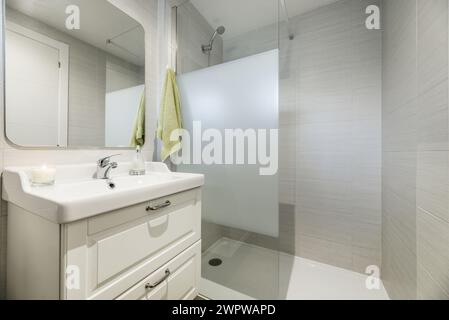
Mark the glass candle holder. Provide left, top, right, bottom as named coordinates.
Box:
left=31, top=165, right=56, bottom=186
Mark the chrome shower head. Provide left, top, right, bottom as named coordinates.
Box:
left=202, top=26, right=226, bottom=54
left=216, top=26, right=226, bottom=35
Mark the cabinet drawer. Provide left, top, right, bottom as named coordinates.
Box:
left=88, top=189, right=200, bottom=235
left=117, top=241, right=201, bottom=300
left=93, top=195, right=200, bottom=285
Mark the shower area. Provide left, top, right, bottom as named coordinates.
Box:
left=168, top=0, right=449, bottom=300
left=173, top=0, right=283, bottom=300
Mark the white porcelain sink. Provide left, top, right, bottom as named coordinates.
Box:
left=2, top=162, right=204, bottom=224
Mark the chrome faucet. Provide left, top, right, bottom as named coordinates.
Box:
left=96, top=154, right=120, bottom=180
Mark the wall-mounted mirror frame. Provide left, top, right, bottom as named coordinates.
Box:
left=1, top=0, right=147, bottom=150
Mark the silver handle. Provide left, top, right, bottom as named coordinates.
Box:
left=98, top=154, right=122, bottom=167
left=146, top=200, right=171, bottom=211
left=145, top=269, right=170, bottom=289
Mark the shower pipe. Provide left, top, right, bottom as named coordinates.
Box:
left=280, top=0, right=295, bottom=40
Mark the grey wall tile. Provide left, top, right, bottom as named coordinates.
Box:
left=417, top=151, right=449, bottom=223
left=415, top=0, right=449, bottom=301
left=352, top=246, right=382, bottom=275
left=418, top=264, right=449, bottom=300
left=383, top=0, right=449, bottom=300
left=417, top=208, right=449, bottom=297
left=382, top=0, right=419, bottom=300
left=417, top=0, right=449, bottom=152
left=381, top=213, right=417, bottom=300
left=293, top=0, right=382, bottom=273
left=296, top=234, right=354, bottom=271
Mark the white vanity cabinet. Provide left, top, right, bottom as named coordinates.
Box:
left=6, top=188, right=202, bottom=300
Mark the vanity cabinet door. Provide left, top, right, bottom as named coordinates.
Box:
left=116, top=241, right=201, bottom=300
left=62, top=189, right=202, bottom=300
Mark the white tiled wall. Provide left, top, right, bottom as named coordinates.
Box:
left=383, top=0, right=449, bottom=300
left=0, top=0, right=160, bottom=299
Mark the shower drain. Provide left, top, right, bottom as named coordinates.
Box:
left=208, top=258, right=223, bottom=267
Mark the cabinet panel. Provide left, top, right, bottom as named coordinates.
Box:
left=7, top=205, right=60, bottom=300
left=63, top=189, right=202, bottom=300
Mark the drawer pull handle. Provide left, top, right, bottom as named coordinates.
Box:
left=145, top=269, right=170, bottom=289
left=147, top=200, right=171, bottom=211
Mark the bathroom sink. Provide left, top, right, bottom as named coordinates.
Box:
left=2, top=162, right=204, bottom=224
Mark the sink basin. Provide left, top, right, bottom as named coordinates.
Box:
left=2, top=162, right=204, bottom=224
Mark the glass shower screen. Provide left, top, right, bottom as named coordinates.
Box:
left=177, top=50, right=279, bottom=299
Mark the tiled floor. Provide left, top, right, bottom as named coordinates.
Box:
left=201, top=238, right=389, bottom=300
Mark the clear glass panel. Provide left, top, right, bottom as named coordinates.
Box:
left=277, top=0, right=384, bottom=299
left=176, top=0, right=279, bottom=75
left=174, top=0, right=280, bottom=300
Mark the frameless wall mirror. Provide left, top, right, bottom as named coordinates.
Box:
left=4, top=0, right=146, bottom=148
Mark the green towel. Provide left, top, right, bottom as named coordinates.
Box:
left=157, top=69, right=183, bottom=161
left=130, top=90, right=146, bottom=147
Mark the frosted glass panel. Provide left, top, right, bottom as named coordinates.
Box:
left=177, top=50, right=279, bottom=237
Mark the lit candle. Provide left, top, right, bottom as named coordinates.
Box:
left=31, top=165, right=56, bottom=186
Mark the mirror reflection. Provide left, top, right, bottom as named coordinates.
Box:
left=5, top=0, right=146, bottom=148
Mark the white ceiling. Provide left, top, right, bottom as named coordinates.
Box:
left=189, top=0, right=340, bottom=40
left=6, top=0, right=145, bottom=66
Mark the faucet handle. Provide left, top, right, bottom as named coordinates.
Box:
left=98, top=154, right=121, bottom=167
